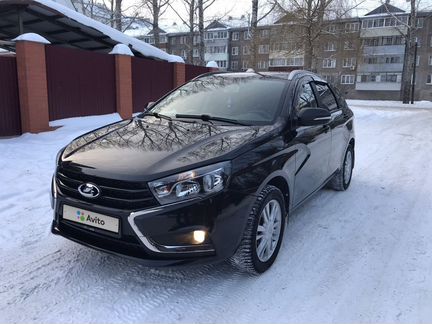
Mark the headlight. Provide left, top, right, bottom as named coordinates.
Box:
left=149, top=162, right=230, bottom=205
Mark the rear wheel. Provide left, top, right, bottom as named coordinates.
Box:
left=231, top=185, right=286, bottom=274
left=328, top=144, right=354, bottom=191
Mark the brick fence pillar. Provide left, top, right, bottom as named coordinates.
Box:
left=15, top=41, right=50, bottom=133
left=114, top=55, right=133, bottom=119
left=173, top=62, right=186, bottom=88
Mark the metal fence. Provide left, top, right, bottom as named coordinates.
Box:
left=132, top=57, right=174, bottom=113
left=45, top=46, right=117, bottom=120
left=0, top=56, right=21, bottom=136
left=185, top=64, right=210, bottom=82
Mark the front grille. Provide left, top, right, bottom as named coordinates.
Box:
left=56, top=168, right=159, bottom=211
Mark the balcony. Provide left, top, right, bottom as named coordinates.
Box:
left=356, top=82, right=401, bottom=91
left=360, top=26, right=407, bottom=38
left=362, top=45, right=405, bottom=56
left=357, top=63, right=403, bottom=73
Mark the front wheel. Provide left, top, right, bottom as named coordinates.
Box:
left=231, top=185, right=286, bottom=274
left=328, top=144, right=354, bottom=191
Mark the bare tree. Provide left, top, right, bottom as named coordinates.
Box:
left=380, top=0, right=432, bottom=103
left=272, top=0, right=364, bottom=70
left=169, top=0, right=197, bottom=63
left=197, top=0, right=217, bottom=65
left=142, top=0, right=171, bottom=46
left=249, top=0, right=277, bottom=69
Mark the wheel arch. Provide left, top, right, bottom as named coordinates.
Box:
left=348, top=137, right=355, bottom=169
left=255, top=172, right=291, bottom=216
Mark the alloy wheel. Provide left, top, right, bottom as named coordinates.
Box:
left=256, top=199, right=282, bottom=262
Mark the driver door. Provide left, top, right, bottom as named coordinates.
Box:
left=292, top=79, right=332, bottom=207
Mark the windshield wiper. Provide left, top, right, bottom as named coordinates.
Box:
left=142, top=112, right=172, bottom=121
left=175, top=114, right=248, bottom=126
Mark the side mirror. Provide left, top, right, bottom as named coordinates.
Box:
left=298, top=108, right=331, bottom=126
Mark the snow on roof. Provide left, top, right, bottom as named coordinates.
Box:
left=13, top=33, right=51, bottom=44
left=162, top=22, right=190, bottom=34
left=109, top=44, right=134, bottom=56
left=33, top=0, right=184, bottom=63
left=206, top=61, right=218, bottom=68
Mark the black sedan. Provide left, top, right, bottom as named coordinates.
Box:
left=51, top=70, right=355, bottom=274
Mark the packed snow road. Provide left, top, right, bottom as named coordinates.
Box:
left=1, top=103, right=432, bottom=323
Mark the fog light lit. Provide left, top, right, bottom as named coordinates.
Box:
left=193, top=230, right=206, bottom=244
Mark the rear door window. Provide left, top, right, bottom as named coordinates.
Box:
left=313, top=83, right=339, bottom=111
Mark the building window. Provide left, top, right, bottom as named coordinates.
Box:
left=382, top=74, right=397, bottom=82
left=344, top=41, right=354, bottom=50
left=322, top=58, right=336, bottom=68
left=207, top=46, right=226, bottom=54
left=232, top=32, right=239, bottom=40
left=383, top=36, right=393, bottom=45
left=260, top=29, right=269, bottom=38
left=326, top=24, right=336, bottom=33
left=257, top=61, right=268, bottom=69
left=416, top=55, right=420, bottom=66
left=322, top=74, right=335, bottom=84
left=385, top=56, right=401, bottom=64
left=429, top=55, right=432, bottom=65
left=242, top=61, right=249, bottom=69
left=193, top=35, right=200, bottom=45
left=243, top=46, right=250, bottom=55
left=170, top=37, right=176, bottom=45
left=216, top=60, right=227, bottom=68
left=205, top=32, right=213, bottom=40
left=416, top=17, right=424, bottom=28
left=179, top=36, right=187, bottom=44
left=427, top=74, right=432, bottom=84
left=344, top=22, right=359, bottom=32
left=193, top=48, right=199, bottom=57
left=341, top=75, right=355, bottom=84
left=342, top=57, right=356, bottom=68
left=160, top=35, right=167, bottom=43
left=231, top=60, right=238, bottom=70
left=362, top=16, right=408, bottom=29
left=244, top=31, right=251, bottom=40
left=258, top=44, right=269, bottom=54
left=324, top=42, right=336, bottom=51
left=232, top=46, right=239, bottom=55
left=213, top=31, right=227, bottom=39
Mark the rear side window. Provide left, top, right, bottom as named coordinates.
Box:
left=314, top=83, right=338, bottom=111
left=296, top=83, right=317, bottom=112
left=331, top=85, right=348, bottom=109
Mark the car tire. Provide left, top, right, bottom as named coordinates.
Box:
left=328, top=144, right=354, bottom=191
left=231, top=185, right=286, bottom=275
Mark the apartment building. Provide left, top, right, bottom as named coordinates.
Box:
left=228, top=26, right=271, bottom=71
left=127, top=2, right=432, bottom=100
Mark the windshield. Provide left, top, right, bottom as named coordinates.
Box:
left=148, top=74, right=287, bottom=125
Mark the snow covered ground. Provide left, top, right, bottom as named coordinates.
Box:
left=1, top=102, right=432, bottom=323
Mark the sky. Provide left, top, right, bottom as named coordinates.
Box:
left=126, top=0, right=432, bottom=27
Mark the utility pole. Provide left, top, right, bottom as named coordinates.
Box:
left=411, top=41, right=418, bottom=104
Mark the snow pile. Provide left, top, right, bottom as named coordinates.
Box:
left=109, top=44, right=134, bottom=56
left=33, top=0, right=184, bottom=63
left=206, top=60, right=218, bottom=68
left=1, top=105, right=432, bottom=322
left=347, top=99, right=432, bottom=110
left=12, top=33, right=51, bottom=44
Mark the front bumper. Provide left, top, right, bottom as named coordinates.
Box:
left=51, top=190, right=255, bottom=266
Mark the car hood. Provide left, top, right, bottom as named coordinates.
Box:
left=60, top=116, right=275, bottom=181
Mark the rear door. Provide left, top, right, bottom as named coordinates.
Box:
left=292, top=78, right=332, bottom=207
left=313, top=82, right=347, bottom=175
